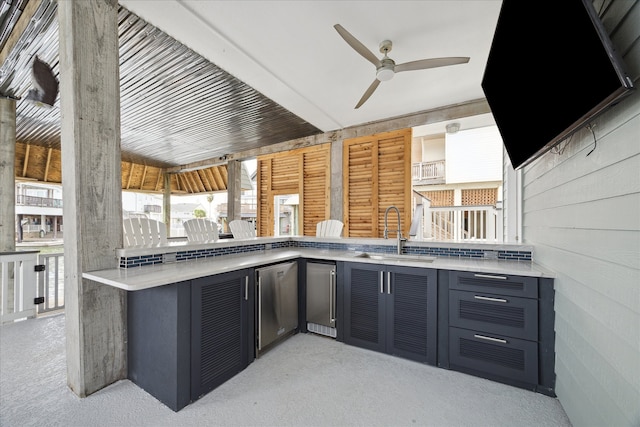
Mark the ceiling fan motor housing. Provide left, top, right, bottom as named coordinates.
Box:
left=376, top=57, right=395, bottom=81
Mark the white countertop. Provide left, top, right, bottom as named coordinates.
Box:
left=84, top=248, right=554, bottom=291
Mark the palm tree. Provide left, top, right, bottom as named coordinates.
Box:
left=206, top=194, right=213, bottom=219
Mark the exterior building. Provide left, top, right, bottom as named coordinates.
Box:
left=412, top=125, right=503, bottom=241
left=15, top=182, right=63, bottom=240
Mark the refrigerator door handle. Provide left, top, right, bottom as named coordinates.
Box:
left=330, top=269, right=336, bottom=322
left=257, top=275, right=262, bottom=348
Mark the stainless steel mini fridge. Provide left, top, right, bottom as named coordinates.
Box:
left=256, top=261, right=298, bottom=354
left=306, top=262, right=337, bottom=338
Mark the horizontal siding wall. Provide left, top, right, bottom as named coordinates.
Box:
left=521, top=2, right=640, bottom=425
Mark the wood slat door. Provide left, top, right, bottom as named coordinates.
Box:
left=257, top=144, right=330, bottom=237
left=343, top=129, right=411, bottom=237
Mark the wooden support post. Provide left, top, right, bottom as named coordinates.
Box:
left=58, top=0, right=126, bottom=397
left=0, top=98, right=16, bottom=253
left=164, top=172, right=171, bottom=236
left=227, top=160, right=242, bottom=232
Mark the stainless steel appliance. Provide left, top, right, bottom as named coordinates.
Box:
left=256, top=261, right=298, bottom=354
left=306, top=262, right=337, bottom=338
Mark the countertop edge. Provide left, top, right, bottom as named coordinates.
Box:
left=83, top=248, right=555, bottom=291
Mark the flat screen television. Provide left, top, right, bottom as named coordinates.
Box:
left=481, top=0, right=635, bottom=169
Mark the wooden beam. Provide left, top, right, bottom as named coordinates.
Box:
left=197, top=169, right=212, bottom=192
left=0, top=0, right=43, bottom=65
left=154, top=170, right=163, bottom=191
left=193, top=170, right=206, bottom=192
left=126, top=162, right=134, bottom=189
left=22, top=144, right=30, bottom=177
left=139, top=165, right=148, bottom=190
left=43, top=147, right=52, bottom=182
left=163, top=98, right=491, bottom=174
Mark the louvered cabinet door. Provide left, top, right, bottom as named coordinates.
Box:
left=449, top=327, right=539, bottom=385
left=191, top=269, right=253, bottom=401
left=386, top=266, right=437, bottom=365
left=449, top=290, right=538, bottom=340
left=342, top=263, right=386, bottom=353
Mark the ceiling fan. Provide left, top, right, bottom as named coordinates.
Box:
left=334, top=24, right=470, bottom=109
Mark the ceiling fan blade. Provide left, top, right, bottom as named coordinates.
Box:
left=334, top=24, right=382, bottom=68
left=395, top=57, right=470, bottom=73
left=355, top=79, right=381, bottom=109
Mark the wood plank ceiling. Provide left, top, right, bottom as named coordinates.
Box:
left=0, top=0, right=322, bottom=194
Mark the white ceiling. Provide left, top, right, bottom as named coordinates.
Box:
left=119, top=0, right=502, bottom=137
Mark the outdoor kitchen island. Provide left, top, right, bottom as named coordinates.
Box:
left=84, top=236, right=556, bottom=411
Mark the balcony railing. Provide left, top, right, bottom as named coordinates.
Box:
left=1, top=251, right=38, bottom=324
left=412, top=160, right=445, bottom=182
left=414, top=205, right=503, bottom=242
left=0, top=251, right=65, bottom=324
left=16, top=195, right=63, bottom=208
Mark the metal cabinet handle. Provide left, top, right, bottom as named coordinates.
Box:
left=474, top=295, right=508, bottom=303
left=380, top=271, right=384, bottom=293
left=387, top=271, right=391, bottom=294
left=474, top=273, right=508, bottom=280
left=474, top=334, right=508, bottom=344
left=244, top=276, right=249, bottom=300
left=257, top=276, right=262, bottom=337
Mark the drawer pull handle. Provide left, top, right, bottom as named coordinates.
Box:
left=474, top=334, right=508, bottom=344
left=474, top=295, right=508, bottom=303
left=474, top=273, right=508, bottom=280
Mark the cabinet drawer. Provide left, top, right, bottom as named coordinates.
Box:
left=449, top=327, right=538, bottom=385
left=449, top=290, right=538, bottom=341
left=450, top=271, right=538, bottom=298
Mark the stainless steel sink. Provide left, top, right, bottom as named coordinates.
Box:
left=353, top=252, right=436, bottom=263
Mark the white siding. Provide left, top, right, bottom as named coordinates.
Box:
left=421, top=135, right=445, bottom=162
left=445, top=126, right=503, bottom=183
left=520, top=2, right=640, bottom=425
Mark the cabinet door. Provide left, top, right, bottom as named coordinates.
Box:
left=191, top=269, right=253, bottom=400
left=342, top=263, right=386, bottom=353
left=386, top=266, right=438, bottom=364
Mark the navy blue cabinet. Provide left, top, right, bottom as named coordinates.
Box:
left=127, top=268, right=254, bottom=412
left=447, top=271, right=555, bottom=395
left=342, top=262, right=438, bottom=365
left=191, top=268, right=254, bottom=401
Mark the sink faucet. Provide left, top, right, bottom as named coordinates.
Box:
left=384, top=206, right=407, bottom=255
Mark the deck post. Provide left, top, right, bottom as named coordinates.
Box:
left=0, top=98, right=16, bottom=252
left=227, top=160, right=242, bottom=230
left=58, top=0, right=126, bottom=397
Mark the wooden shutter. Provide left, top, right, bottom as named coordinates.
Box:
left=256, top=158, right=272, bottom=236
left=343, top=129, right=411, bottom=237
left=257, top=144, right=330, bottom=237
left=302, top=147, right=331, bottom=236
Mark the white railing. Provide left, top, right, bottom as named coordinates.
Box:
left=38, top=253, right=65, bottom=314
left=412, top=160, right=445, bottom=181
left=1, top=251, right=38, bottom=324
left=423, top=205, right=503, bottom=242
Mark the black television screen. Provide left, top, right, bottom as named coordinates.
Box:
left=481, top=0, right=635, bottom=169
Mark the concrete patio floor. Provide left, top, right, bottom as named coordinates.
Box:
left=0, top=313, right=572, bottom=427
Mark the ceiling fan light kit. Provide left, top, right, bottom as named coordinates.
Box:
left=334, top=24, right=470, bottom=109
